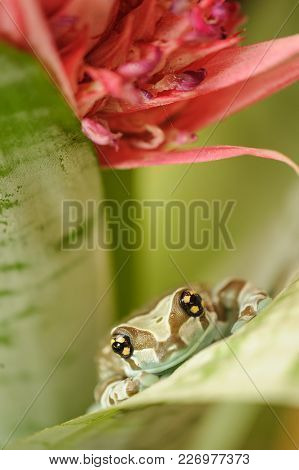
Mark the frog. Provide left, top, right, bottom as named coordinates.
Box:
left=92, top=279, right=271, bottom=410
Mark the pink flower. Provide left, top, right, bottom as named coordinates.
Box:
left=1, top=0, right=298, bottom=172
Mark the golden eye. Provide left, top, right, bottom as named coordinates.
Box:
left=180, top=290, right=204, bottom=317
left=111, top=334, right=133, bottom=359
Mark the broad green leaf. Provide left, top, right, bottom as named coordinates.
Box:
left=9, top=278, right=299, bottom=449
left=0, top=44, right=112, bottom=445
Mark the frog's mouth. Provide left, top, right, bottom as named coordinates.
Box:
left=141, top=321, right=220, bottom=375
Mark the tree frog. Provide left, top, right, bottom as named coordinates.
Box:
left=92, top=279, right=270, bottom=410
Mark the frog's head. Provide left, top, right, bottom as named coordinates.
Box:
left=110, top=287, right=216, bottom=374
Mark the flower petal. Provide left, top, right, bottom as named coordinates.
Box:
left=162, top=35, right=240, bottom=74
left=39, top=1, right=66, bottom=16
left=198, top=34, right=299, bottom=95
left=76, top=67, right=139, bottom=117
left=119, top=34, right=299, bottom=112
left=101, top=143, right=299, bottom=173
left=87, top=0, right=161, bottom=69
left=47, top=0, right=117, bottom=53
left=174, top=54, right=299, bottom=131
left=118, top=44, right=162, bottom=79
left=82, top=117, right=122, bottom=149
left=130, top=125, right=165, bottom=150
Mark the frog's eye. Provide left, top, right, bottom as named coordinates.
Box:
left=111, top=334, right=133, bottom=359
left=180, top=290, right=205, bottom=317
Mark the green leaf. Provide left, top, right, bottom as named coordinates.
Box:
left=9, top=278, right=299, bottom=449
left=0, top=44, right=112, bottom=444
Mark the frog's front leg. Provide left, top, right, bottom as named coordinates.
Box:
left=214, top=279, right=271, bottom=334
left=231, top=283, right=271, bottom=333
left=97, top=371, right=159, bottom=408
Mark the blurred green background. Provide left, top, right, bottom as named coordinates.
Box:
left=0, top=0, right=298, bottom=450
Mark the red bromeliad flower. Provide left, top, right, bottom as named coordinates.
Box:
left=1, top=0, right=298, bottom=171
